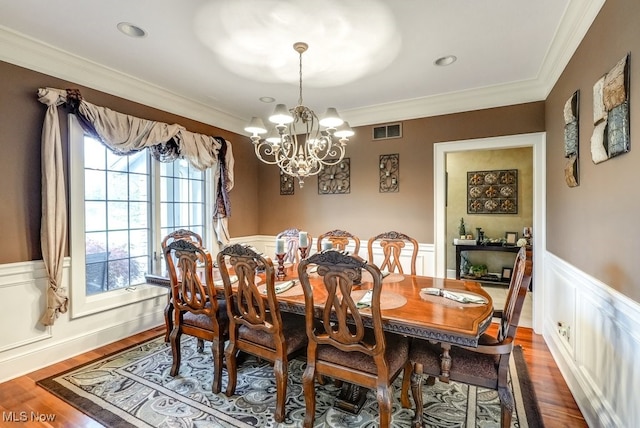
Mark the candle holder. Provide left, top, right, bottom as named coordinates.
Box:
left=299, top=246, right=309, bottom=260
left=275, top=253, right=286, bottom=280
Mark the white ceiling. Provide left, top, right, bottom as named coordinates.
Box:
left=0, top=0, right=604, bottom=135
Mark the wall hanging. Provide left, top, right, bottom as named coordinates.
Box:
left=280, top=171, right=295, bottom=195
left=591, top=53, right=630, bottom=164
left=318, top=158, right=350, bottom=194
left=467, top=169, right=518, bottom=214
left=564, top=90, right=579, bottom=187
left=379, top=153, right=399, bottom=193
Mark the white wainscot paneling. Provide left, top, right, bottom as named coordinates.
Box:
left=544, top=253, right=640, bottom=428
left=0, top=261, right=51, bottom=351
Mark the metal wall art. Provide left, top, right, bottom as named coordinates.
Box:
left=467, top=169, right=518, bottom=214
left=318, top=158, right=350, bottom=194
left=564, top=90, right=580, bottom=187
left=379, top=153, right=399, bottom=193
left=280, top=171, right=295, bottom=195
left=591, top=53, right=630, bottom=164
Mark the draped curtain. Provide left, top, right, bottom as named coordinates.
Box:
left=37, top=87, right=234, bottom=325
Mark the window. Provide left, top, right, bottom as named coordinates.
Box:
left=69, top=115, right=210, bottom=317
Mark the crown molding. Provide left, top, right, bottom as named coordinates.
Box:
left=0, top=26, right=247, bottom=134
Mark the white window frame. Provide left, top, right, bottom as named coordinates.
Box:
left=68, top=115, right=213, bottom=318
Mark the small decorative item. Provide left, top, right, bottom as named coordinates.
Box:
left=501, top=267, right=513, bottom=282
left=516, top=238, right=528, bottom=247
left=379, top=154, right=399, bottom=192
left=505, top=231, right=518, bottom=246
left=298, top=231, right=309, bottom=259
left=318, top=158, right=350, bottom=194
left=275, top=253, right=286, bottom=280
left=467, top=169, right=518, bottom=214
left=564, top=90, right=580, bottom=187
left=591, top=53, right=630, bottom=164
left=469, top=264, right=488, bottom=278
left=280, top=171, right=295, bottom=195
left=458, top=217, right=466, bottom=238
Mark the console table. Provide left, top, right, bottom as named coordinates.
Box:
left=455, top=244, right=524, bottom=283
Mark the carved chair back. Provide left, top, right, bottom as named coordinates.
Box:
left=316, top=229, right=361, bottom=255
left=367, top=231, right=419, bottom=275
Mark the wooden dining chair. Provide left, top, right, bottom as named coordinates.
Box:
left=406, top=246, right=532, bottom=427
left=161, top=229, right=204, bottom=342
left=276, top=227, right=313, bottom=264
left=367, top=230, right=419, bottom=275
left=297, top=251, right=410, bottom=428
left=163, top=239, right=228, bottom=394
left=316, top=229, right=361, bottom=255
left=217, top=243, right=307, bottom=423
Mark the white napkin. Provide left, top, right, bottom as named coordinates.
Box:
left=381, top=271, right=391, bottom=278
left=214, top=275, right=237, bottom=287
left=274, top=280, right=297, bottom=294
left=356, top=290, right=373, bottom=308
left=421, top=287, right=486, bottom=304
left=309, top=266, right=318, bottom=273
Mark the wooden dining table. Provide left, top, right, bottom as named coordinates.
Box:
left=147, top=262, right=494, bottom=394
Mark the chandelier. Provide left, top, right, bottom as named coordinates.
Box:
left=244, top=42, right=354, bottom=188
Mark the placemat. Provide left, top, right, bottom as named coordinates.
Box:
left=350, top=290, right=407, bottom=310
left=419, top=289, right=487, bottom=307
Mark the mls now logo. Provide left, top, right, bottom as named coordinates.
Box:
left=3, top=411, right=56, bottom=422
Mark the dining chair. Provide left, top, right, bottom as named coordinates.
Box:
left=316, top=229, right=361, bottom=255
left=406, top=246, right=532, bottom=427
left=160, top=229, right=205, bottom=343
left=217, top=243, right=307, bottom=423
left=297, top=251, right=410, bottom=428
left=367, top=230, right=419, bottom=275
left=163, top=238, right=228, bottom=394
left=276, top=227, right=313, bottom=264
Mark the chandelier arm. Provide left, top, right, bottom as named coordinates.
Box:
left=254, top=142, right=281, bottom=165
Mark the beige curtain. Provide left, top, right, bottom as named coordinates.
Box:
left=37, top=88, right=69, bottom=325
left=213, top=141, right=234, bottom=249
left=36, top=87, right=234, bottom=325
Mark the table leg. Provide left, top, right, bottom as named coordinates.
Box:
left=439, top=343, right=451, bottom=383
left=334, top=382, right=367, bottom=414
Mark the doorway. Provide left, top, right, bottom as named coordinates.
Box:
left=434, top=133, right=546, bottom=333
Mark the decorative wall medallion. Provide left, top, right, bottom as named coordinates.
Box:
left=467, top=169, right=518, bottom=214
left=318, top=158, right=350, bottom=195
left=379, top=154, right=399, bottom=193
left=280, top=171, right=295, bottom=195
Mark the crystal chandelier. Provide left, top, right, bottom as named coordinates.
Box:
left=245, top=42, right=354, bottom=188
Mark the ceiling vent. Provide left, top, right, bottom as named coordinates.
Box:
left=372, top=123, right=402, bottom=140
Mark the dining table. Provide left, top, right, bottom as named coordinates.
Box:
left=146, top=260, right=494, bottom=411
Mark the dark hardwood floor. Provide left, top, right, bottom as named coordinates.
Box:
left=0, top=325, right=586, bottom=427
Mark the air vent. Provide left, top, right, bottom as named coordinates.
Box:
left=372, top=123, right=402, bottom=140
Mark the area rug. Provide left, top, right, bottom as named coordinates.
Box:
left=37, top=337, right=543, bottom=427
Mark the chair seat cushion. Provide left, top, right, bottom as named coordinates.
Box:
left=238, top=312, right=307, bottom=353
left=409, top=336, right=500, bottom=385
left=316, top=331, right=409, bottom=375
left=183, top=299, right=228, bottom=331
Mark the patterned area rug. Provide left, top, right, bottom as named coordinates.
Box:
left=37, top=336, right=543, bottom=427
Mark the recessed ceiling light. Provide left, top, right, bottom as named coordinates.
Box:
left=117, top=22, right=147, bottom=38
left=259, top=96, right=275, bottom=103
left=434, top=55, right=457, bottom=66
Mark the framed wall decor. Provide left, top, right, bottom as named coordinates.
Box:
left=318, top=158, right=350, bottom=195
left=379, top=153, right=399, bottom=192
left=279, top=171, right=294, bottom=195
left=505, top=231, right=518, bottom=246
left=467, top=169, right=518, bottom=214
left=591, top=53, right=630, bottom=164
left=564, top=90, right=579, bottom=187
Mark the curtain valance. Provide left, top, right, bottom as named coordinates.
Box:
left=37, top=87, right=234, bottom=325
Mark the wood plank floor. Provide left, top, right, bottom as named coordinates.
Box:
left=0, top=325, right=586, bottom=427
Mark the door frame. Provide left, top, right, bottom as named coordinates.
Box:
left=434, top=132, right=546, bottom=333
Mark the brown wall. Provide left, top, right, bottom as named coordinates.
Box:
left=0, top=61, right=259, bottom=264
left=257, top=102, right=544, bottom=243
left=545, top=0, right=640, bottom=300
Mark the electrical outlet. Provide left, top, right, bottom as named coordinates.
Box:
left=557, top=321, right=570, bottom=342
